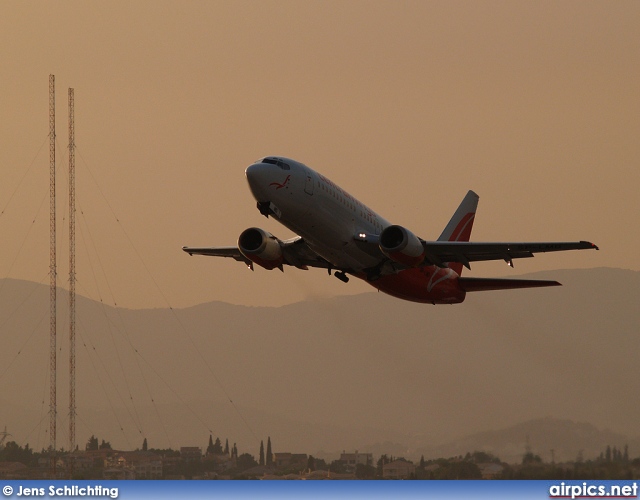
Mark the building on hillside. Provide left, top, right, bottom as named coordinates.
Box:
left=304, top=469, right=356, bottom=480
left=478, top=462, right=504, bottom=479
left=83, top=449, right=119, bottom=468
left=424, top=463, right=440, bottom=475
left=0, top=462, right=28, bottom=479
left=383, top=459, right=416, bottom=479
left=120, top=452, right=163, bottom=479
left=273, top=453, right=291, bottom=468
left=202, top=452, right=236, bottom=472
left=304, top=469, right=331, bottom=480
left=240, top=465, right=275, bottom=478
left=291, top=454, right=308, bottom=467
left=340, top=450, right=373, bottom=468
left=162, top=455, right=181, bottom=469
left=63, top=451, right=95, bottom=472
left=180, top=447, right=202, bottom=463
left=273, top=453, right=308, bottom=469
left=102, top=452, right=162, bottom=479
left=103, top=467, right=135, bottom=480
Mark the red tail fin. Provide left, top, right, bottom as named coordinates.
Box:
left=438, top=191, right=479, bottom=275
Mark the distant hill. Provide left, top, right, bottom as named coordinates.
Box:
left=415, top=416, right=640, bottom=463
left=0, top=267, right=638, bottom=461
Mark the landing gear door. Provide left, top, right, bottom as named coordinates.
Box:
left=304, top=173, right=314, bottom=195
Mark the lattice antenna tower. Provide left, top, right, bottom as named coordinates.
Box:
left=68, top=87, right=76, bottom=455
left=0, top=426, right=11, bottom=449
left=48, top=74, right=57, bottom=471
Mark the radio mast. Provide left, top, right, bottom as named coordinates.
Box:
left=48, top=74, right=57, bottom=475
left=68, top=87, right=76, bottom=455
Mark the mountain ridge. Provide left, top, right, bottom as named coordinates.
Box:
left=0, top=267, right=638, bottom=461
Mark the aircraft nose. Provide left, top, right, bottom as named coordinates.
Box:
left=245, top=162, right=262, bottom=181
left=246, top=158, right=294, bottom=201
left=245, top=162, right=270, bottom=200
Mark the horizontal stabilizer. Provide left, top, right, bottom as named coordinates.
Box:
left=458, top=277, right=561, bottom=292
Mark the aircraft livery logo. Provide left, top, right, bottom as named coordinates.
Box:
left=270, top=175, right=291, bottom=190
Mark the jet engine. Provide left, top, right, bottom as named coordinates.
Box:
left=238, top=227, right=284, bottom=270
left=379, top=225, right=425, bottom=267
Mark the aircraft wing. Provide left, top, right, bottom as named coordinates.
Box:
left=182, top=246, right=250, bottom=263
left=279, top=237, right=333, bottom=269
left=420, top=240, right=599, bottom=269
left=182, top=237, right=332, bottom=270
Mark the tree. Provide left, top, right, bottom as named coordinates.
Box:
left=224, top=439, right=229, bottom=456
left=206, top=435, right=215, bottom=455
left=86, top=435, right=99, bottom=451
left=0, top=441, right=37, bottom=467
left=236, top=453, right=258, bottom=472
left=307, top=455, right=315, bottom=471
left=522, top=452, right=542, bottom=465
left=355, top=463, right=376, bottom=479
left=314, top=458, right=328, bottom=470
left=213, top=437, right=223, bottom=454
left=266, top=437, right=272, bottom=466
left=433, top=461, right=481, bottom=480
left=99, top=439, right=112, bottom=450
left=233, top=443, right=238, bottom=459
left=142, top=438, right=148, bottom=452
left=469, top=451, right=501, bottom=464
left=377, top=454, right=390, bottom=476
left=259, top=441, right=265, bottom=466
left=330, top=460, right=347, bottom=474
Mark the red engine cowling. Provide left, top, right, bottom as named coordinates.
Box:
left=379, top=225, right=425, bottom=267
left=238, top=227, right=284, bottom=270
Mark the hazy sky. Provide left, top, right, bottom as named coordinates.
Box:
left=1, top=1, right=638, bottom=309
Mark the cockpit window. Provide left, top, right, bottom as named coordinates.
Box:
left=262, top=157, right=290, bottom=170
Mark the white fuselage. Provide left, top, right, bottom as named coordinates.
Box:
left=246, top=157, right=391, bottom=272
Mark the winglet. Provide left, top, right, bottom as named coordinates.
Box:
left=582, top=241, right=599, bottom=251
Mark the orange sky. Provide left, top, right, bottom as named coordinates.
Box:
left=1, top=1, right=638, bottom=308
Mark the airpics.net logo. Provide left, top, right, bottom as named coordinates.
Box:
left=550, top=482, right=638, bottom=499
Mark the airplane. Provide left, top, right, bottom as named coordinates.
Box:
left=183, top=156, right=598, bottom=304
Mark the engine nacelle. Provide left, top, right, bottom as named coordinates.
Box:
left=238, top=227, right=284, bottom=270
left=379, top=225, right=425, bottom=267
